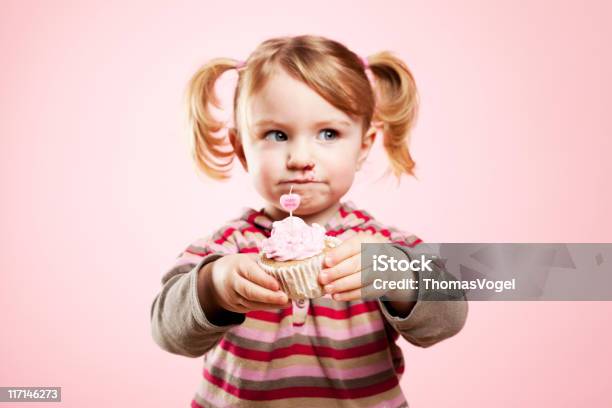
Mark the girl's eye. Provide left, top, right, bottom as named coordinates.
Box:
left=318, top=129, right=339, bottom=141
left=263, top=130, right=288, bottom=142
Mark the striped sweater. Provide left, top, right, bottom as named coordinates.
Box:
left=151, top=201, right=468, bottom=407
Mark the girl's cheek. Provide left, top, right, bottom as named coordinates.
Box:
left=259, top=167, right=277, bottom=185
left=251, top=168, right=276, bottom=199
left=247, top=146, right=280, bottom=169
left=322, top=147, right=357, bottom=172
left=336, top=168, right=357, bottom=187
left=259, top=150, right=283, bottom=170
left=330, top=161, right=359, bottom=189
left=253, top=154, right=284, bottom=183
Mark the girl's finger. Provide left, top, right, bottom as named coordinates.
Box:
left=320, top=253, right=361, bottom=285
left=234, top=276, right=288, bottom=305
left=239, top=260, right=281, bottom=291
left=324, top=270, right=362, bottom=295
left=323, top=234, right=363, bottom=267
left=324, top=232, right=390, bottom=268
left=332, top=287, right=361, bottom=302
left=333, top=281, right=388, bottom=302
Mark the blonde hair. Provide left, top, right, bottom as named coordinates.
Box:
left=186, top=35, right=419, bottom=182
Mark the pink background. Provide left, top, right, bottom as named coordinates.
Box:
left=1, top=0, right=611, bottom=406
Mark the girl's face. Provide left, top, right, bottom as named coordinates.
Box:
left=231, top=69, right=375, bottom=217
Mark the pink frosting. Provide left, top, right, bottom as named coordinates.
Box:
left=261, top=216, right=327, bottom=261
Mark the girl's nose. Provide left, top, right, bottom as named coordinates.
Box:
left=286, top=143, right=315, bottom=170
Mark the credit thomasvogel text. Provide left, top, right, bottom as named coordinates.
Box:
left=371, top=254, right=516, bottom=293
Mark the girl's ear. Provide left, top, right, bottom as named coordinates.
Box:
left=356, top=126, right=377, bottom=171
left=228, top=128, right=249, bottom=171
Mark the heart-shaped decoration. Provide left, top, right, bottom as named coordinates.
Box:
left=280, top=192, right=301, bottom=213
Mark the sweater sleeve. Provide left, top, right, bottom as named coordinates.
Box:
left=377, top=239, right=469, bottom=348
left=150, top=234, right=245, bottom=358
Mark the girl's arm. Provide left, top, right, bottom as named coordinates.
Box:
left=150, top=252, right=244, bottom=358
left=150, top=229, right=245, bottom=358
left=151, top=225, right=289, bottom=358
left=378, top=243, right=468, bottom=348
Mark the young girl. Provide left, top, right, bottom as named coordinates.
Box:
left=151, top=35, right=468, bottom=408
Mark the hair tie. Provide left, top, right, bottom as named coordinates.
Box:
left=235, top=60, right=246, bottom=70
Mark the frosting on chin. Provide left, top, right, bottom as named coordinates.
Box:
left=261, top=216, right=326, bottom=261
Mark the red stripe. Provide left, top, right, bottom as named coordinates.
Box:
left=393, top=238, right=422, bottom=248
left=247, top=210, right=264, bottom=225
left=239, top=247, right=260, bottom=253
left=219, top=336, right=388, bottom=361
left=351, top=226, right=377, bottom=234
left=312, top=302, right=379, bottom=319
left=390, top=330, right=399, bottom=342
left=246, top=307, right=292, bottom=322
left=213, top=227, right=236, bottom=245
left=240, top=225, right=265, bottom=235
left=337, top=206, right=371, bottom=223
left=186, top=245, right=260, bottom=256
left=352, top=210, right=371, bottom=222
left=246, top=301, right=379, bottom=323
left=379, top=229, right=392, bottom=237
left=203, top=369, right=398, bottom=400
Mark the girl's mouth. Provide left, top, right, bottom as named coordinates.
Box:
left=281, top=179, right=320, bottom=184
left=281, top=169, right=319, bottom=184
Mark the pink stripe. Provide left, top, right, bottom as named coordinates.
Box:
left=235, top=317, right=385, bottom=343
left=327, top=216, right=340, bottom=230
left=209, top=358, right=393, bottom=382
left=208, top=242, right=237, bottom=254
left=371, top=392, right=407, bottom=408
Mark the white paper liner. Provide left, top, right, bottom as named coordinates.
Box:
left=258, top=236, right=342, bottom=300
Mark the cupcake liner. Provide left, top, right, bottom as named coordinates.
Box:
left=258, top=236, right=342, bottom=300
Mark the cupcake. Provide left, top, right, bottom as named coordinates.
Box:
left=257, top=188, right=342, bottom=300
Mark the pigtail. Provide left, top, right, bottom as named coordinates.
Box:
left=367, top=51, right=419, bottom=180
left=186, top=58, right=239, bottom=180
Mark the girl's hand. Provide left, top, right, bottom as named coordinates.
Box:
left=209, top=253, right=291, bottom=313
left=318, top=232, right=391, bottom=302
